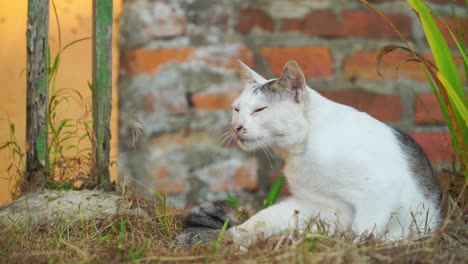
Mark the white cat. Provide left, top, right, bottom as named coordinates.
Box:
left=225, top=60, right=442, bottom=247
left=177, top=60, right=443, bottom=249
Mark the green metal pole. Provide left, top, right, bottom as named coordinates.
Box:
left=26, top=0, right=49, bottom=188
left=92, top=0, right=113, bottom=190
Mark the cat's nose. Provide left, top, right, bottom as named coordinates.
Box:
left=235, top=125, right=243, bottom=132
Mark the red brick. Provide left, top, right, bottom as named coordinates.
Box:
left=142, top=93, right=156, bottom=113
left=207, top=159, right=258, bottom=191
left=302, top=10, right=412, bottom=40
left=436, top=17, right=468, bottom=48
left=410, top=132, right=452, bottom=162
left=344, top=50, right=428, bottom=81
left=260, top=46, right=334, bottom=77
left=153, top=167, right=188, bottom=194
left=319, top=90, right=403, bottom=122
left=415, top=94, right=445, bottom=124
left=235, top=8, right=274, bottom=34
left=280, top=19, right=304, bottom=32
left=438, top=172, right=451, bottom=209
left=344, top=49, right=466, bottom=82
left=192, top=85, right=243, bottom=111
left=121, top=48, right=194, bottom=75
left=189, top=45, right=254, bottom=71
left=415, top=93, right=468, bottom=124
left=121, top=45, right=254, bottom=76
left=233, top=159, right=258, bottom=191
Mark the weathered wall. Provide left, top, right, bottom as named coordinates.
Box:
left=118, top=0, right=466, bottom=207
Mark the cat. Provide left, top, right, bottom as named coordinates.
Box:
left=177, top=60, right=443, bottom=249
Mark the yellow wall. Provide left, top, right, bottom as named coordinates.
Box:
left=0, top=1, right=121, bottom=205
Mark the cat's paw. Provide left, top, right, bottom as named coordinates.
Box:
left=228, top=220, right=272, bottom=249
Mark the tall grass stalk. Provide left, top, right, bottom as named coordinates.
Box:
left=362, top=0, right=468, bottom=181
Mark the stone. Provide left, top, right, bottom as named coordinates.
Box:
left=0, top=190, right=147, bottom=226
left=120, top=0, right=187, bottom=49
left=194, top=157, right=258, bottom=191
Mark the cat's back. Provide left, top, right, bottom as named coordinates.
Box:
left=308, top=97, right=399, bottom=157
left=303, top=93, right=441, bottom=206
left=302, top=95, right=422, bottom=187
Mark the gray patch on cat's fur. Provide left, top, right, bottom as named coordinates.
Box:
left=176, top=200, right=244, bottom=246
left=392, top=128, right=442, bottom=205
left=253, top=80, right=278, bottom=95
left=183, top=201, right=239, bottom=229
left=253, top=80, right=297, bottom=102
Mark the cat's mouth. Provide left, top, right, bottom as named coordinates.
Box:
left=235, top=135, right=260, bottom=151
left=237, top=136, right=255, bottom=144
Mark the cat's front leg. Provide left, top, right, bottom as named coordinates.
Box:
left=229, top=197, right=310, bottom=248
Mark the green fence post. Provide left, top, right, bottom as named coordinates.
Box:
left=25, top=0, right=49, bottom=188
left=92, top=0, right=113, bottom=190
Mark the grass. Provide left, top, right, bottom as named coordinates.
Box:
left=1, top=0, right=467, bottom=262
left=0, top=192, right=466, bottom=263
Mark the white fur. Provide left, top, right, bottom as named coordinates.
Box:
left=228, top=61, right=441, bottom=248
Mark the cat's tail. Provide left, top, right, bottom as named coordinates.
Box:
left=176, top=201, right=250, bottom=246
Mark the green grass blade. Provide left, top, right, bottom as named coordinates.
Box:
left=225, top=192, right=240, bottom=209
left=212, top=218, right=230, bottom=253
left=263, top=174, right=284, bottom=208
left=432, top=3, right=468, bottom=83
left=61, top=37, right=92, bottom=53
left=408, top=0, right=463, bottom=95
left=438, top=73, right=468, bottom=124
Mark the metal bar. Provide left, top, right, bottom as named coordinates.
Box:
left=92, top=0, right=113, bottom=190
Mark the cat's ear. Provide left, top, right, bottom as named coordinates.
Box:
left=237, top=59, right=266, bottom=84
left=278, top=61, right=305, bottom=92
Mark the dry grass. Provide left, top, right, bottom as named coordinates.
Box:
left=0, top=192, right=466, bottom=264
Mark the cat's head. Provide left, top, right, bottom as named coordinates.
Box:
left=231, top=60, right=309, bottom=152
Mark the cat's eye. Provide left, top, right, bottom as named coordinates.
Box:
left=253, top=107, right=267, bottom=113
left=234, top=107, right=239, bottom=112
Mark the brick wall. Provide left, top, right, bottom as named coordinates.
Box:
left=118, top=0, right=466, bottom=207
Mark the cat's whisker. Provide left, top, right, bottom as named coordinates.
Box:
left=267, top=139, right=281, bottom=167
left=219, top=132, right=233, bottom=147
left=205, top=130, right=233, bottom=165
left=258, top=135, right=280, bottom=167
left=257, top=138, right=273, bottom=170
left=263, top=142, right=278, bottom=167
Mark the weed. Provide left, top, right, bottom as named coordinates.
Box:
left=212, top=218, right=230, bottom=254
left=225, top=192, right=240, bottom=209
left=117, top=217, right=125, bottom=253
left=263, top=174, right=284, bottom=208
left=127, top=240, right=149, bottom=261
left=0, top=123, right=25, bottom=198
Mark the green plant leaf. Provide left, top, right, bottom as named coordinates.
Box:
left=225, top=192, right=240, bottom=209
left=263, top=174, right=284, bottom=208
left=212, top=218, right=230, bottom=253
left=408, top=0, right=463, bottom=97
left=437, top=72, right=468, bottom=125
